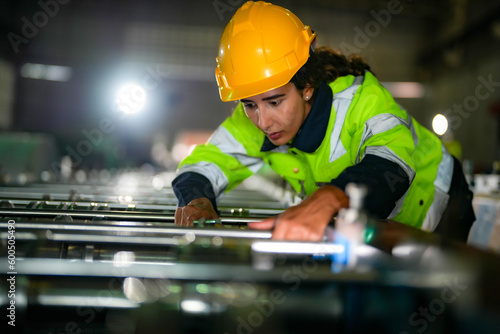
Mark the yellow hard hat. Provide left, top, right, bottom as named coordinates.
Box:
left=215, top=1, right=316, bottom=102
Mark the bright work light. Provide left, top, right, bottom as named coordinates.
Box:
left=432, top=114, right=448, bottom=136
left=115, top=83, right=147, bottom=114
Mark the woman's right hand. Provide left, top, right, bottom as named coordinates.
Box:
left=174, top=197, right=219, bottom=226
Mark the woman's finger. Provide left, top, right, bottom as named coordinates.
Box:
left=248, top=217, right=277, bottom=230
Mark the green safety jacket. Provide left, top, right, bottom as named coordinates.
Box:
left=177, top=72, right=453, bottom=231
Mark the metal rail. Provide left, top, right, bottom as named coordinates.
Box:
left=0, top=208, right=278, bottom=223
left=0, top=222, right=272, bottom=239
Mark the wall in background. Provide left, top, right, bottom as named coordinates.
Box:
left=0, top=0, right=499, bottom=171
left=0, top=58, right=14, bottom=129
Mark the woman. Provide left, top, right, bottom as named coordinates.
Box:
left=172, top=1, right=475, bottom=242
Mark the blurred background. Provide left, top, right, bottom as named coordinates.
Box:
left=0, top=0, right=500, bottom=181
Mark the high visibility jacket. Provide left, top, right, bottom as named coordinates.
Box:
left=176, top=72, right=454, bottom=231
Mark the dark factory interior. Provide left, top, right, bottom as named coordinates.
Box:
left=1, top=0, right=500, bottom=333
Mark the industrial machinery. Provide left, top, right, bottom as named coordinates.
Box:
left=1, top=170, right=500, bottom=334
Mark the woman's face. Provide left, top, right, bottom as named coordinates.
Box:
left=241, top=83, right=314, bottom=146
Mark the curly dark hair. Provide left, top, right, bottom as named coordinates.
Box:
left=290, top=46, right=372, bottom=97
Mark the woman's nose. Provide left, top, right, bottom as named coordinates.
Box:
left=258, top=107, right=273, bottom=130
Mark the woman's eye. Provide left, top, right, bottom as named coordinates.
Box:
left=269, top=100, right=281, bottom=106
left=243, top=103, right=256, bottom=109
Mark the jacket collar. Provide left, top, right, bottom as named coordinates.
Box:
left=260, top=81, right=333, bottom=153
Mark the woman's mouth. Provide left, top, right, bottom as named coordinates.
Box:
left=268, top=132, right=282, bottom=140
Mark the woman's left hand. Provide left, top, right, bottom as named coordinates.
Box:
left=248, top=185, right=349, bottom=241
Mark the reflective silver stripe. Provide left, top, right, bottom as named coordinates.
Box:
left=407, top=114, right=419, bottom=148
left=387, top=188, right=408, bottom=219
left=365, top=146, right=416, bottom=183
left=397, top=103, right=419, bottom=148
left=209, top=126, right=264, bottom=174
left=356, top=113, right=409, bottom=164
left=435, top=144, right=454, bottom=193
left=421, top=188, right=450, bottom=232
left=178, top=162, right=229, bottom=197
left=329, top=76, right=364, bottom=163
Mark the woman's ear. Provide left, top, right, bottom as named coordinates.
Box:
left=303, top=84, right=314, bottom=102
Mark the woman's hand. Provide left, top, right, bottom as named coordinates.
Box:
left=175, top=197, right=219, bottom=226
left=248, top=185, right=349, bottom=241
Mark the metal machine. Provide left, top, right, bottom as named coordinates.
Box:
left=1, top=171, right=500, bottom=333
